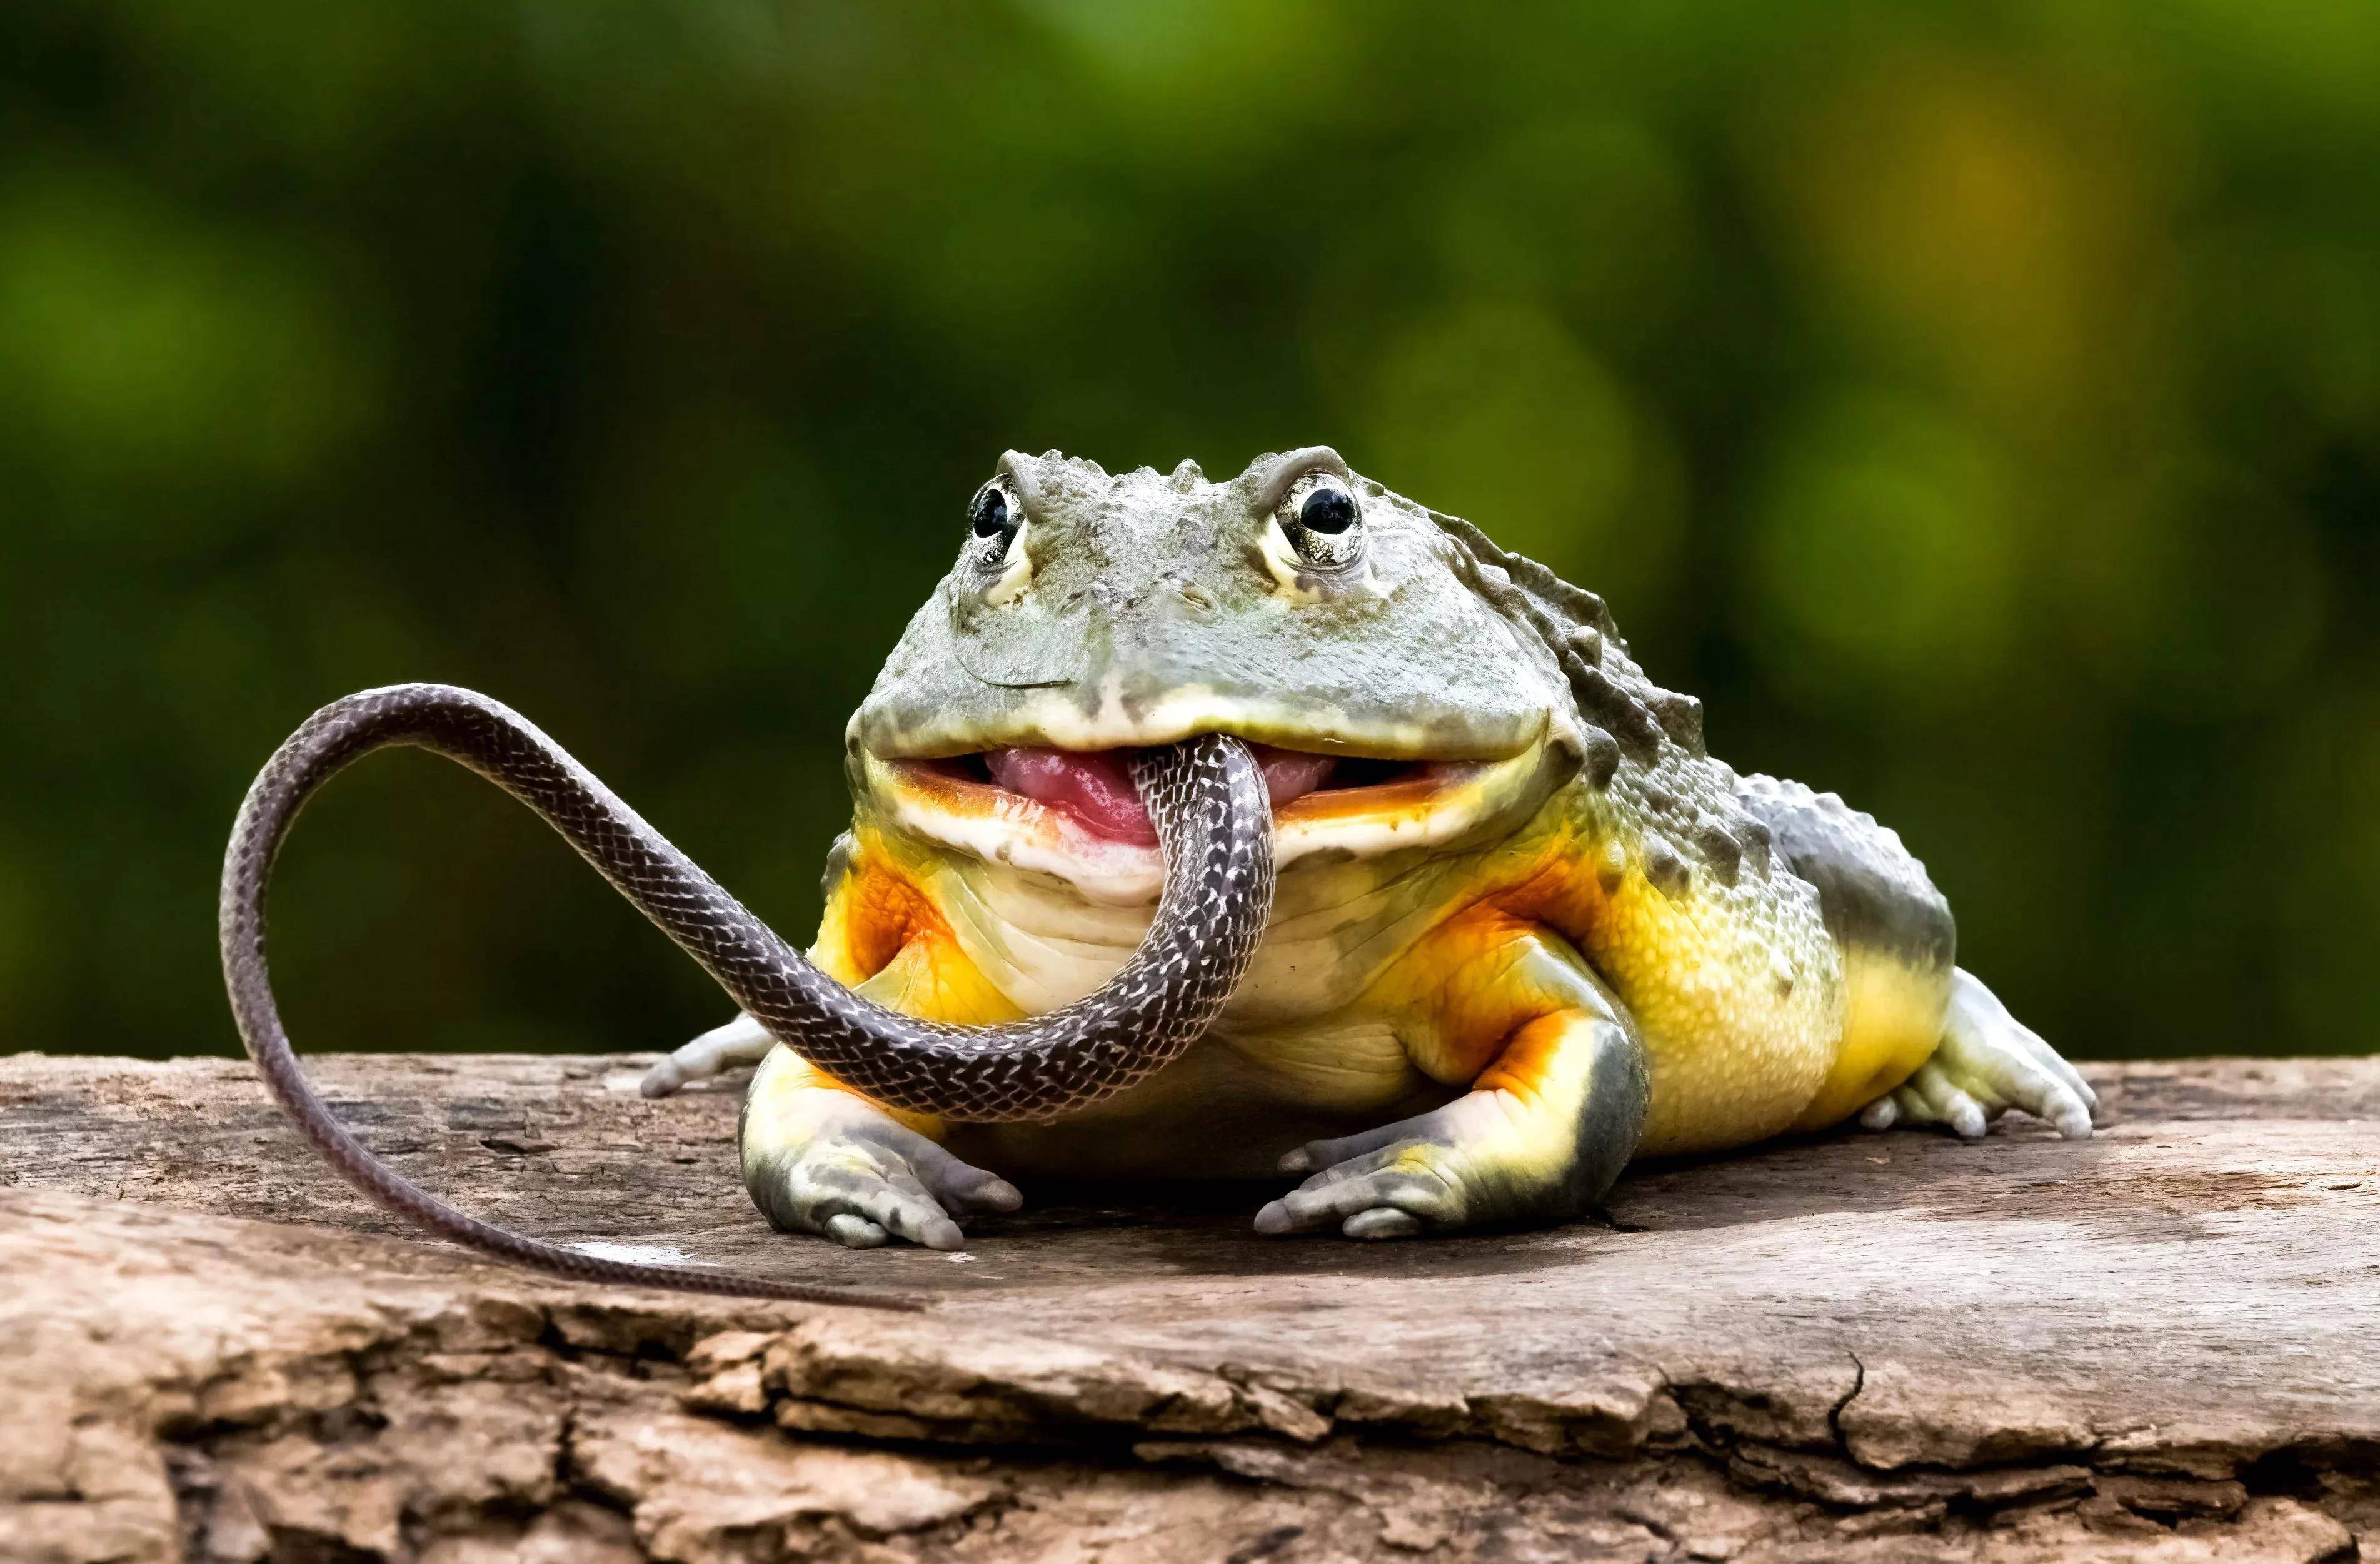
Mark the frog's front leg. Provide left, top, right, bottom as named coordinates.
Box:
left=736, top=848, right=1027, bottom=1248
left=740, top=1045, right=1019, bottom=1250
left=1255, top=915, right=1648, bottom=1240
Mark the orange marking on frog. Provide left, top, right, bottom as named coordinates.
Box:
left=813, top=851, right=953, bottom=987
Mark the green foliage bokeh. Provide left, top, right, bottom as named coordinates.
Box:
left=4, top=1, right=2375, bottom=1061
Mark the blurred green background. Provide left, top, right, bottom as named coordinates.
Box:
left=4, top=2, right=2375, bottom=1063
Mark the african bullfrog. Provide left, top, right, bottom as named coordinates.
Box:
left=643, top=444, right=2097, bottom=1250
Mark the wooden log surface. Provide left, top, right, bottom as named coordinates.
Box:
left=2, top=1051, right=2374, bottom=1563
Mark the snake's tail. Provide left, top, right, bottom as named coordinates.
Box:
left=218, top=684, right=923, bottom=1306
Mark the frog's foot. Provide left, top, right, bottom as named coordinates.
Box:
left=744, top=1088, right=1020, bottom=1250
left=1859, top=968, right=2098, bottom=1141
left=1257, top=1076, right=1639, bottom=1241
left=642, top=1013, right=773, bottom=1098
left=1255, top=1094, right=1522, bottom=1240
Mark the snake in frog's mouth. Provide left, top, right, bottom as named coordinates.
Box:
left=861, top=730, right=1564, bottom=905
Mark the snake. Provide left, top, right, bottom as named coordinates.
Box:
left=218, top=683, right=1277, bottom=1308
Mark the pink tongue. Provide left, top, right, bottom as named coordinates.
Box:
left=985, top=744, right=1338, bottom=846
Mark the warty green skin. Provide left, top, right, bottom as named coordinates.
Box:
left=853, top=449, right=1571, bottom=766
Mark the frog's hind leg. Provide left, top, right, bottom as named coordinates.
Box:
left=641, top=1013, right=775, bottom=1097
left=1860, top=968, right=2097, bottom=1140
left=1735, top=774, right=2095, bottom=1141
left=1738, top=774, right=1963, bottom=1133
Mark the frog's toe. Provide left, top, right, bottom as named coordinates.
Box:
left=1857, top=1076, right=1976, bottom=1138
left=823, top=1213, right=890, bottom=1249
left=1276, top=1118, right=1428, bottom=1176
left=1342, top=1208, right=1427, bottom=1241
left=1253, top=1141, right=1465, bottom=1237
left=1909, top=1061, right=1992, bottom=1139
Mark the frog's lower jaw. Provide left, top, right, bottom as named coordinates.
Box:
left=855, top=726, right=1573, bottom=908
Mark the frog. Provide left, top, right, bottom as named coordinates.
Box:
left=643, top=445, right=2097, bottom=1250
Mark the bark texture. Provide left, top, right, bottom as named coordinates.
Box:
left=2, top=1053, right=2374, bottom=1563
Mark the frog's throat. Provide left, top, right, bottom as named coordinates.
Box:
left=855, top=724, right=1574, bottom=908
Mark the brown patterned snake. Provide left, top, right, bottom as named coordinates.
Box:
left=219, top=683, right=1275, bottom=1306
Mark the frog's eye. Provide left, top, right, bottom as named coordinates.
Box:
left=967, top=478, right=1026, bottom=562
left=965, top=476, right=1032, bottom=600
left=1275, top=471, right=1364, bottom=571
left=968, top=478, right=1018, bottom=543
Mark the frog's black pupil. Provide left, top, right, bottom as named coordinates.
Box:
left=1300, top=486, right=1357, bottom=535
left=970, top=487, right=1010, bottom=539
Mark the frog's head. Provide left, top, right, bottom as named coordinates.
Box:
left=850, top=448, right=1592, bottom=901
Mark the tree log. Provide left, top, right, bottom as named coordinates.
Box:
left=2, top=1053, right=2374, bottom=1563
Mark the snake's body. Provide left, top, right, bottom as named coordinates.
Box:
left=219, top=684, right=1275, bottom=1306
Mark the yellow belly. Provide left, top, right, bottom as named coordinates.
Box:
left=812, top=790, right=1946, bottom=1173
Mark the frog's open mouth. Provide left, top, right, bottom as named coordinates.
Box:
left=916, top=745, right=1460, bottom=847
left=861, top=729, right=1567, bottom=904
